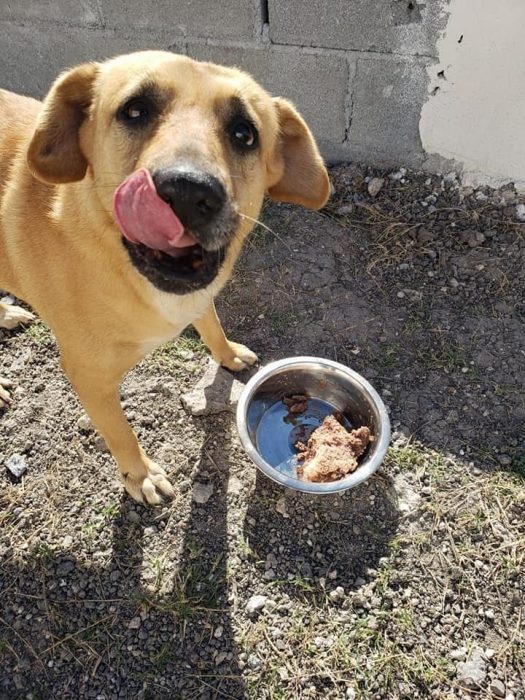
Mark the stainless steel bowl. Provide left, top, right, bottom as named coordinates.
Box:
left=236, top=356, right=391, bottom=494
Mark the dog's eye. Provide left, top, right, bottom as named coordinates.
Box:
left=118, top=98, right=151, bottom=125
left=230, top=119, right=258, bottom=151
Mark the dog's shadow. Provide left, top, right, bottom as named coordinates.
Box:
left=0, top=362, right=400, bottom=699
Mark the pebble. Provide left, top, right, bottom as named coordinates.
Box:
left=456, top=648, right=487, bottom=689
left=214, top=625, right=224, bottom=639
left=247, top=654, right=261, bottom=670
left=77, top=414, right=93, bottom=431
left=346, top=688, right=357, bottom=700
left=128, top=617, right=142, bottom=630
left=367, top=177, right=385, bottom=197
left=489, top=680, right=506, bottom=698
left=215, top=651, right=227, bottom=666
left=275, top=496, right=289, bottom=518
left=246, top=595, right=267, bottom=616
left=192, top=482, right=214, bottom=504
left=389, top=168, right=406, bottom=180
left=329, top=586, right=345, bottom=602
left=127, top=510, right=141, bottom=524
left=6, top=453, right=28, bottom=478
left=336, top=204, right=354, bottom=216
left=450, top=647, right=467, bottom=661
left=62, top=535, right=73, bottom=548
left=515, top=203, right=525, bottom=221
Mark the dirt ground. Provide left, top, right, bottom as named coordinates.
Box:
left=1, top=164, right=524, bottom=700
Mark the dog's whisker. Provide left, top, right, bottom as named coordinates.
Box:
left=239, top=212, right=292, bottom=252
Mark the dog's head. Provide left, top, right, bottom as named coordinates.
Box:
left=27, top=51, right=330, bottom=295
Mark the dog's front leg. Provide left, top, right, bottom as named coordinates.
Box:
left=192, top=302, right=258, bottom=371
left=61, top=350, right=174, bottom=504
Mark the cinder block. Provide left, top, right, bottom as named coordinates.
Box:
left=0, top=22, right=185, bottom=98
left=188, top=43, right=350, bottom=142
left=0, top=0, right=102, bottom=26
left=102, top=1, right=258, bottom=39
left=268, top=0, right=443, bottom=57
left=348, top=54, right=429, bottom=165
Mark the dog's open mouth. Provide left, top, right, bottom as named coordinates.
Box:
left=122, top=238, right=225, bottom=294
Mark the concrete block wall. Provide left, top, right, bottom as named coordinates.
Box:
left=0, top=1, right=447, bottom=169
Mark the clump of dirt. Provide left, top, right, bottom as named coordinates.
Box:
left=296, top=415, right=372, bottom=482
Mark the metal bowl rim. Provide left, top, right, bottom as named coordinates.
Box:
left=236, top=356, right=391, bottom=494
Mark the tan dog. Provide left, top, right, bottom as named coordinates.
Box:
left=0, top=51, right=330, bottom=504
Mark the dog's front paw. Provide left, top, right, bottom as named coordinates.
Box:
left=121, top=460, right=175, bottom=505
left=218, top=341, right=258, bottom=372
left=0, top=305, right=36, bottom=330
left=0, top=377, right=13, bottom=408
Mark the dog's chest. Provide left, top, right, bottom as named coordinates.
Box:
left=139, top=288, right=211, bottom=354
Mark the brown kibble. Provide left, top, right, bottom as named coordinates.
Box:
left=283, top=394, right=308, bottom=415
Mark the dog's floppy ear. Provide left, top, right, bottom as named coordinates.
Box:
left=267, top=97, right=330, bottom=210
left=27, top=63, right=98, bottom=184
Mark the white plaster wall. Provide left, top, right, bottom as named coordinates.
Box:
left=420, top=0, right=525, bottom=189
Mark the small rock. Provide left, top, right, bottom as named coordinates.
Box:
left=181, top=360, right=246, bottom=416
left=329, top=586, right=345, bottom=602
left=515, top=203, right=525, bottom=221
left=214, top=651, right=227, bottom=666
left=389, top=168, right=406, bottom=181
left=128, top=617, right=142, bottom=630
left=214, top=625, right=224, bottom=639
left=367, top=177, right=385, bottom=197
left=450, top=647, right=467, bottom=661
left=246, top=595, right=267, bottom=616
left=489, top=680, right=506, bottom=698
left=6, top=453, right=28, bottom=479
left=456, top=648, right=487, bottom=689
left=278, top=667, right=289, bottom=681
left=247, top=653, right=261, bottom=670
left=275, top=496, right=289, bottom=518
left=127, top=510, right=141, bottom=524
left=336, top=204, right=354, bottom=216
left=346, top=688, right=357, bottom=700
left=394, top=474, right=421, bottom=516
left=62, top=535, right=73, bottom=548
left=192, top=482, right=214, bottom=504
left=77, top=414, right=93, bottom=431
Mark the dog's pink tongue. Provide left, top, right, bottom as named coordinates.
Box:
left=113, top=168, right=196, bottom=254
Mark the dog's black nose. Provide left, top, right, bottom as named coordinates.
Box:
left=153, top=167, right=226, bottom=230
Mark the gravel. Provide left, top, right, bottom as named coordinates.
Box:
left=1, top=163, right=524, bottom=699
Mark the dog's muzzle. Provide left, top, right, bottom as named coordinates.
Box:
left=113, top=167, right=238, bottom=294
